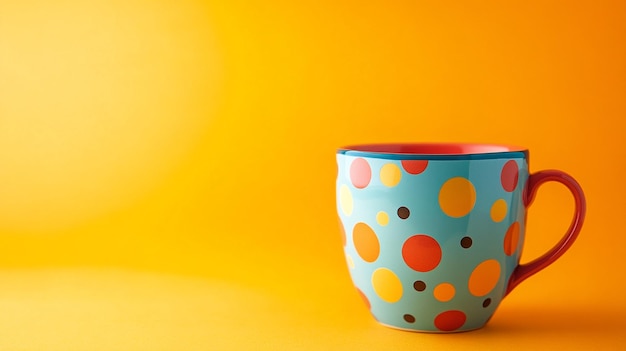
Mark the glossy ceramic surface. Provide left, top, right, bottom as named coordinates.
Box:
left=336, top=143, right=585, bottom=332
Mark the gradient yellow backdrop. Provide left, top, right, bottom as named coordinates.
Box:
left=0, top=0, right=625, bottom=350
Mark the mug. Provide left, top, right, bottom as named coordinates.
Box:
left=336, top=143, right=585, bottom=332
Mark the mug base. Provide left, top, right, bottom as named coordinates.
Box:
left=377, top=321, right=486, bottom=334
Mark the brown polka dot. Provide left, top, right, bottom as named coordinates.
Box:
left=461, top=236, right=473, bottom=248
left=482, top=298, right=492, bottom=308
left=403, top=314, right=416, bottom=323
left=397, top=206, right=410, bottom=219
left=413, top=280, right=426, bottom=291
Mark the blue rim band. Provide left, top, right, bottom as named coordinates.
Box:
left=337, top=149, right=528, bottom=160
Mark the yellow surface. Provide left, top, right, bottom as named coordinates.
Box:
left=0, top=0, right=625, bottom=349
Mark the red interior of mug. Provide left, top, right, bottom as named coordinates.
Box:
left=340, top=143, right=526, bottom=155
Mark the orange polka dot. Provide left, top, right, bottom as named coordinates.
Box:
left=504, top=222, right=521, bottom=256
left=433, top=283, right=456, bottom=302
left=356, top=288, right=371, bottom=310
left=439, top=177, right=476, bottom=218
left=468, top=259, right=501, bottom=297
left=353, top=222, right=380, bottom=262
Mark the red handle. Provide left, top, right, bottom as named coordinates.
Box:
left=505, top=170, right=586, bottom=295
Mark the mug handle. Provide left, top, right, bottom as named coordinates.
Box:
left=505, top=170, right=586, bottom=295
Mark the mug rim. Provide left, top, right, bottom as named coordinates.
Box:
left=337, top=143, right=528, bottom=160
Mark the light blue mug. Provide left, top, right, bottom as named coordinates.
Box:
left=336, top=143, right=585, bottom=332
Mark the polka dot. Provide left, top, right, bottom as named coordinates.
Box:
left=504, top=222, right=521, bottom=256
left=413, top=280, right=426, bottom=292
left=339, top=220, right=346, bottom=246
left=468, top=259, right=501, bottom=297
left=356, top=288, right=371, bottom=310
left=460, top=236, right=472, bottom=248
left=353, top=222, right=380, bottom=262
left=433, top=283, right=456, bottom=302
left=371, top=268, right=403, bottom=303
left=346, top=254, right=355, bottom=269
left=501, top=160, right=519, bottom=192
left=434, top=310, right=466, bottom=332
left=402, top=235, right=442, bottom=272
left=403, top=314, right=416, bottom=323
left=376, top=211, right=389, bottom=226
left=490, top=199, right=508, bottom=222
left=397, top=206, right=410, bottom=219
left=380, top=163, right=402, bottom=187
left=401, top=160, right=428, bottom=175
left=439, top=177, right=476, bottom=218
left=339, top=185, right=353, bottom=216
left=482, top=298, right=492, bottom=308
left=350, top=158, right=371, bottom=189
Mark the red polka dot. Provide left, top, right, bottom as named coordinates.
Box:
left=434, top=310, right=467, bottom=332
left=522, top=180, right=530, bottom=208
left=401, top=160, right=428, bottom=175
left=350, top=158, right=371, bottom=189
left=356, top=288, right=371, bottom=310
left=501, top=160, right=519, bottom=192
left=402, top=235, right=442, bottom=272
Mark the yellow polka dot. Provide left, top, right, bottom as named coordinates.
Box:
left=433, top=282, right=456, bottom=302
left=468, top=259, right=501, bottom=297
left=438, top=177, right=476, bottom=217
left=346, top=254, right=355, bottom=269
left=490, top=199, right=507, bottom=222
left=380, top=163, right=402, bottom=187
left=339, top=185, right=353, bottom=216
left=376, top=211, right=389, bottom=226
left=371, top=268, right=403, bottom=303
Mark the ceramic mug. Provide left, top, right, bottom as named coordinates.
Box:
left=336, top=143, right=585, bottom=332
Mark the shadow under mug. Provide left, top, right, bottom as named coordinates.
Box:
left=336, top=143, right=585, bottom=332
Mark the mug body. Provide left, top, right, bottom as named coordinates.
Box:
left=336, top=144, right=529, bottom=332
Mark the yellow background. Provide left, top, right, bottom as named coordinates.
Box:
left=1, top=0, right=625, bottom=349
